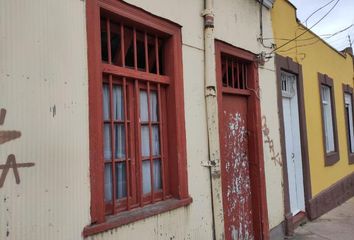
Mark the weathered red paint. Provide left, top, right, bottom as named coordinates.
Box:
left=216, top=40, right=269, bottom=240
left=222, top=94, right=254, bottom=239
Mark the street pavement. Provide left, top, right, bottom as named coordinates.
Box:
left=289, top=197, right=354, bottom=240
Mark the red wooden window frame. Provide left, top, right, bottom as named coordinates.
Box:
left=84, top=0, right=191, bottom=236
left=215, top=40, right=269, bottom=240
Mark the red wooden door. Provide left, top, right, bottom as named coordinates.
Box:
left=215, top=41, right=269, bottom=240
left=221, top=93, right=254, bottom=240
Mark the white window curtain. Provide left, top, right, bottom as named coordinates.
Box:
left=103, top=84, right=127, bottom=200
left=321, top=85, right=335, bottom=153
left=116, top=163, right=127, bottom=198
left=140, top=90, right=162, bottom=194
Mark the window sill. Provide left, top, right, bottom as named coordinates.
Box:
left=83, top=197, right=192, bottom=237
left=324, top=151, right=339, bottom=166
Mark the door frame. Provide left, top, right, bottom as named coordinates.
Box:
left=215, top=40, right=269, bottom=240
left=275, top=54, right=312, bottom=235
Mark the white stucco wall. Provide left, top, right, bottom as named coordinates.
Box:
left=0, top=0, right=284, bottom=239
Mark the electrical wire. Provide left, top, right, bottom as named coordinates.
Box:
left=269, top=0, right=341, bottom=55
left=277, top=24, right=353, bottom=53
left=304, top=0, right=336, bottom=27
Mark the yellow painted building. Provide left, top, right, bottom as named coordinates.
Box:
left=271, top=0, right=354, bottom=234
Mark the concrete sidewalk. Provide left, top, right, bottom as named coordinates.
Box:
left=290, top=197, right=354, bottom=240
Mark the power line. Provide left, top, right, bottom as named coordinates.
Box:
left=269, top=0, right=341, bottom=55
left=277, top=24, right=352, bottom=53
left=304, top=0, right=336, bottom=26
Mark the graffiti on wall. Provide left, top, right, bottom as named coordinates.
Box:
left=261, top=116, right=282, bottom=166
left=0, top=108, right=35, bottom=188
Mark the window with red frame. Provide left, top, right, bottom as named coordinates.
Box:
left=100, top=16, right=171, bottom=214
left=85, top=2, right=190, bottom=234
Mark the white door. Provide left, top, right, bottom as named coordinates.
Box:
left=281, top=71, right=305, bottom=215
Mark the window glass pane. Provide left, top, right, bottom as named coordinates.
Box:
left=104, top=164, right=112, bottom=202
left=153, top=159, right=162, bottom=191
left=116, top=162, right=127, bottom=199
left=345, top=93, right=354, bottom=153
left=113, top=85, right=124, bottom=120
left=104, top=124, right=112, bottom=160
left=141, top=126, right=150, bottom=157
left=150, top=91, right=158, bottom=121
left=321, top=85, right=335, bottom=152
left=115, top=124, right=125, bottom=159
left=140, top=90, right=149, bottom=121
left=142, top=161, right=151, bottom=194
left=152, top=125, right=160, bottom=156
left=103, top=84, right=110, bottom=120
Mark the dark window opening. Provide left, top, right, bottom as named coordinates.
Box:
left=221, top=54, right=249, bottom=90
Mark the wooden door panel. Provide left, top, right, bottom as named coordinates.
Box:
left=221, top=93, right=254, bottom=240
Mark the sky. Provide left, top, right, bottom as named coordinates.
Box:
left=288, top=0, right=354, bottom=51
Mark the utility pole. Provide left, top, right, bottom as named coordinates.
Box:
left=349, top=35, right=353, bottom=48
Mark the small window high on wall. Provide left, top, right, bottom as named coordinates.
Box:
left=318, top=73, right=339, bottom=166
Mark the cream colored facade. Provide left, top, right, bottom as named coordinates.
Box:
left=0, top=0, right=284, bottom=239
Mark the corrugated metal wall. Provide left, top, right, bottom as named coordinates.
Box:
left=0, top=1, right=90, bottom=239
left=0, top=0, right=284, bottom=239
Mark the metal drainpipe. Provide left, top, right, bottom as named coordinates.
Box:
left=202, top=0, right=225, bottom=239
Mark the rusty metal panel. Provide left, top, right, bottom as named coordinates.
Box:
left=221, top=94, right=254, bottom=240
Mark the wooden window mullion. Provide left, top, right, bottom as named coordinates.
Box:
left=157, top=84, right=166, bottom=199
left=147, top=82, right=155, bottom=203
left=108, top=75, right=117, bottom=213
left=123, top=77, right=130, bottom=210
left=134, top=79, right=143, bottom=207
